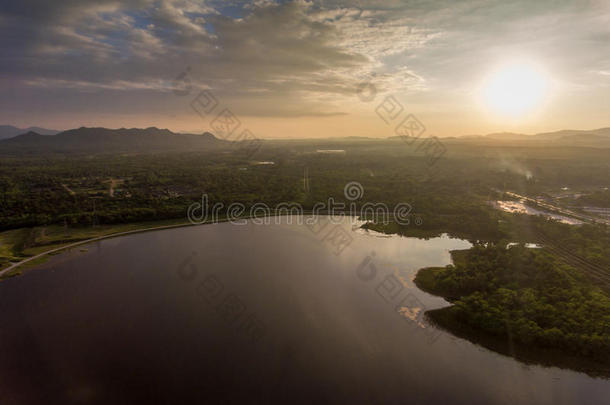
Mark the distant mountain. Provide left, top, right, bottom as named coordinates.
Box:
left=0, top=125, right=58, bottom=140
left=473, top=127, right=610, bottom=145
left=0, top=127, right=226, bottom=154
left=533, top=127, right=610, bottom=140
left=25, top=126, right=60, bottom=135
left=484, top=132, right=531, bottom=140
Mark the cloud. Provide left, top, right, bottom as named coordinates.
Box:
left=1, top=0, right=609, bottom=128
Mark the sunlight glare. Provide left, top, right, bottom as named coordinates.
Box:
left=480, top=62, right=550, bottom=118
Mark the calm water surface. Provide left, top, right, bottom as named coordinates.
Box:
left=1, top=218, right=608, bottom=404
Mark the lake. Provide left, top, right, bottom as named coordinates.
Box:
left=1, top=217, right=608, bottom=404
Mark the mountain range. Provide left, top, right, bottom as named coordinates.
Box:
left=1, top=125, right=609, bottom=156
left=0, top=127, right=225, bottom=154
left=471, top=127, right=610, bottom=143
left=0, top=125, right=58, bottom=140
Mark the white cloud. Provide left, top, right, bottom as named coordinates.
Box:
left=2, top=0, right=610, bottom=122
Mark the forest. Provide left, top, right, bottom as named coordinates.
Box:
left=1, top=137, right=608, bottom=232
left=415, top=241, right=610, bottom=371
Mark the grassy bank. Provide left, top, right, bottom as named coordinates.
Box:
left=0, top=218, right=192, bottom=279
left=0, top=212, right=318, bottom=279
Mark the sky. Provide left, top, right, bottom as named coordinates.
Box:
left=1, top=0, right=609, bottom=138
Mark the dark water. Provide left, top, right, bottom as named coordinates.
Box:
left=1, top=219, right=608, bottom=404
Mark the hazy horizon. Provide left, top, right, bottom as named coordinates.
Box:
left=4, top=123, right=610, bottom=140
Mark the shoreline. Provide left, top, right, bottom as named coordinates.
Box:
left=4, top=213, right=610, bottom=379
left=0, top=214, right=274, bottom=279
left=0, top=212, right=373, bottom=279
left=414, top=265, right=610, bottom=379
left=0, top=219, right=198, bottom=279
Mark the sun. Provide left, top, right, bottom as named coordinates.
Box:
left=480, top=61, right=550, bottom=118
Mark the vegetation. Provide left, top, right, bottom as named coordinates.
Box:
left=577, top=190, right=610, bottom=208
left=0, top=218, right=192, bottom=274
left=504, top=214, right=610, bottom=271
left=2, top=136, right=608, bottom=231
left=1, top=133, right=609, bottom=374
left=415, top=243, right=610, bottom=373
